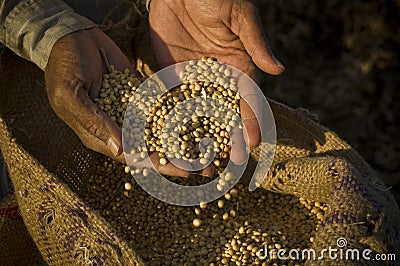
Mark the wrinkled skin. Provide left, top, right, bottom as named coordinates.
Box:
left=45, top=0, right=283, bottom=177
left=45, top=27, right=211, bottom=177
left=149, top=0, right=285, bottom=163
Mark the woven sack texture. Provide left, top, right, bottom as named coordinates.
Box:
left=0, top=191, right=46, bottom=265
left=0, top=1, right=399, bottom=264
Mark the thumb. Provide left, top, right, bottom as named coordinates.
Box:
left=234, top=1, right=285, bottom=75
left=69, top=92, right=125, bottom=163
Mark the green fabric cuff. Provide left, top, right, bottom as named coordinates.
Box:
left=1, top=0, right=96, bottom=70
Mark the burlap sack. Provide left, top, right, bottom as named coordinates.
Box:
left=0, top=1, right=399, bottom=264
left=0, top=191, right=46, bottom=265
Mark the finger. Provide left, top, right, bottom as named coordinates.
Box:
left=230, top=126, right=247, bottom=165
left=105, top=47, right=135, bottom=74
left=150, top=19, right=204, bottom=67
left=237, top=73, right=263, bottom=147
left=128, top=153, right=214, bottom=177
left=92, top=27, right=135, bottom=73
left=234, top=1, right=285, bottom=75
left=151, top=153, right=190, bottom=177
left=81, top=30, right=134, bottom=99
left=93, top=48, right=134, bottom=100
left=64, top=90, right=125, bottom=161
left=89, top=33, right=135, bottom=100
left=240, top=99, right=261, bottom=147
left=197, top=165, right=214, bottom=177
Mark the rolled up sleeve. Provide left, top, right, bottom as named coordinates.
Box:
left=0, top=0, right=96, bottom=70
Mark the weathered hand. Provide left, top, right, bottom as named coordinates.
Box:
left=45, top=28, right=211, bottom=177
left=149, top=0, right=284, bottom=163
left=45, top=27, right=132, bottom=163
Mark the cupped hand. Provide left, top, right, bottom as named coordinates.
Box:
left=149, top=0, right=285, bottom=163
left=45, top=27, right=208, bottom=177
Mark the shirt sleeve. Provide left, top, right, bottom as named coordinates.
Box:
left=0, top=0, right=97, bottom=70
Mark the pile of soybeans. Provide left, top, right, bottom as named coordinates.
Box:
left=87, top=58, right=327, bottom=265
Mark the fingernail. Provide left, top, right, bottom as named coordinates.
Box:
left=107, top=138, right=121, bottom=157
left=273, top=56, right=285, bottom=70
left=202, top=166, right=214, bottom=177
left=193, top=171, right=207, bottom=177
left=231, top=150, right=247, bottom=165
left=276, top=60, right=285, bottom=70
left=235, top=157, right=247, bottom=166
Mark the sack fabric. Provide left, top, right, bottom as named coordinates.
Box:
left=0, top=190, right=46, bottom=265
left=0, top=1, right=399, bottom=265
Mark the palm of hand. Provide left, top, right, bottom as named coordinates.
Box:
left=150, top=0, right=285, bottom=158
left=149, top=0, right=284, bottom=79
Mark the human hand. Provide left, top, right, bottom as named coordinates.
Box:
left=149, top=0, right=284, bottom=163
left=45, top=28, right=209, bottom=177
